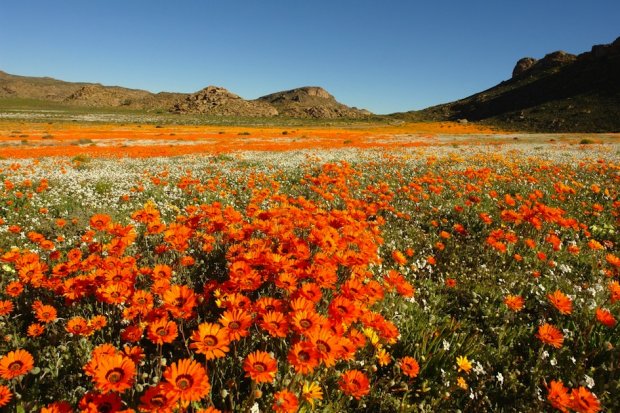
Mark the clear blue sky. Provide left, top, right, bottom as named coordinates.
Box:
left=1, top=1, right=619, bottom=114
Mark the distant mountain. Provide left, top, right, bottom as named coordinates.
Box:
left=396, top=36, right=620, bottom=132
left=257, top=86, right=371, bottom=119
left=172, top=86, right=278, bottom=117
left=0, top=71, right=182, bottom=111
left=0, top=71, right=371, bottom=119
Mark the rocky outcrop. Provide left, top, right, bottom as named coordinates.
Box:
left=257, top=86, right=371, bottom=119
left=172, top=86, right=278, bottom=117
left=512, top=57, right=537, bottom=77
left=401, top=36, right=620, bottom=132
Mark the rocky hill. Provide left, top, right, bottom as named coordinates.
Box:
left=172, top=86, right=278, bottom=117
left=258, top=86, right=371, bottom=119
left=0, top=71, right=183, bottom=111
left=0, top=71, right=370, bottom=119
left=397, top=36, right=620, bottom=132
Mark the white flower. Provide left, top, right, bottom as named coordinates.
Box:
left=442, top=340, right=450, bottom=351
left=496, top=372, right=504, bottom=387
left=250, top=402, right=260, bottom=413
left=584, top=375, right=595, bottom=389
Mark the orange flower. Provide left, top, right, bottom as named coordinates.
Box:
left=287, top=341, right=320, bottom=375
left=5, top=281, right=24, bottom=297
left=536, top=323, right=564, bottom=348
left=27, top=323, right=45, bottom=338
left=89, top=315, right=108, bottom=331
left=40, top=401, right=74, bottom=413
left=548, top=290, right=573, bottom=315
left=163, top=358, right=210, bottom=405
left=90, top=213, right=112, bottom=231
left=190, top=322, right=231, bottom=360
left=569, top=386, right=601, bottom=413
left=272, top=389, right=299, bottom=413
left=328, top=296, right=360, bottom=325
left=66, top=316, right=93, bottom=336
left=391, top=250, right=407, bottom=265
left=259, top=311, right=289, bottom=338
left=140, top=384, right=179, bottom=412
left=504, top=295, right=525, bottom=312
left=339, top=370, right=370, bottom=399
left=290, top=309, right=323, bottom=335
left=595, top=308, right=616, bottom=327
left=609, top=281, right=620, bottom=303
left=0, top=349, right=34, bottom=380
left=0, top=384, right=12, bottom=408
left=547, top=380, right=570, bottom=412
left=34, top=303, right=58, bottom=323
left=445, top=278, right=457, bottom=288
left=219, top=308, right=253, bottom=341
left=0, top=300, right=14, bottom=316
left=309, top=328, right=342, bottom=367
left=146, top=318, right=178, bottom=345
left=163, top=284, right=197, bottom=319
left=400, top=356, right=420, bottom=378
left=243, top=350, right=277, bottom=383
left=90, top=353, right=136, bottom=394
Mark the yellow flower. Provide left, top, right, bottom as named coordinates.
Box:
left=457, top=376, right=468, bottom=390
left=302, top=381, right=323, bottom=408
left=456, top=355, right=472, bottom=373
left=376, top=347, right=391, bottom=366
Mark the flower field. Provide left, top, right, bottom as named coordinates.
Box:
left=0, top=123, right=618, bottom=412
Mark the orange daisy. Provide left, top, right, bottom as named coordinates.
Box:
left=504, top=295, right=525, bottom=312
left=287, top=341, right=320, bottom=375
left=290, top=309, right=323, bottom=335
left=146, top=318, right=178, bottom=345
left=595, top=307, right=616, bottom=327
left=219, top=308, right=253, bottom=341
left=190, top=322, right=231, bottom=360
left=569, top=386, right=601, bottom=413
left=91, top=353, right=136, bottom=394
left=309, top=328, right=342, bottom=367
left=547, top=380, right=570, bottom=412
left=0, top=300, right=14, bottom=316
left=259, top=311, right=289, bottom=338
left=400, top=356, right=420, bottom=379
left=0, top=384, right=12, bottom=408
left=243, top=350, right=277, bottom=383
left=0, top=349, right=34, bottom=380
left=548, top=290, right=573, bottom=315
left=66, top=316, right=93, bottom=336
left=163, top=358, right=211, bottom=405
left=163, top=284, right=197, bottom=320
left=536, top=323, right=564, bottom=348
left=139, top=383, right=179, bottom=413
left=272, top=389, right=299, bottom=413
left=27, top=323, right=45, bottom=338
left=339, top=370, right=370, bottom=399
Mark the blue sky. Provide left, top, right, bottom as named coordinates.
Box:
left=1, top=1, right=619, bottom=114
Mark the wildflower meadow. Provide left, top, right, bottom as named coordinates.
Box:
left=0, top=124, right=618, bottom=412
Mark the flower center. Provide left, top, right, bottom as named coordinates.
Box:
left=299, top=319, right=311, bottom=329
left=106, top=368, right=124, bottom=384
left=316, top=340, right=329, bottom=353
left=176, top=374, right=193, bottom=390
left=204, top=335, right=217, bottom=346
left=229, top=321, right=240, bottom=330
left=298, top=351, right=310, bottom=362
left=9, top=361, right=23, bottom=371
left=253, top=362, right=266, bottom=372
